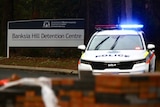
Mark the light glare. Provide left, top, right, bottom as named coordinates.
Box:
left=120, top=24, right=143, bottom=29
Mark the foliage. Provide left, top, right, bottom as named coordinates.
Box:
left=0, top=56, right=79, bottom=70
left=13, top=0, right=83, bottom=19
left=10, top=48, right=81, bottom=58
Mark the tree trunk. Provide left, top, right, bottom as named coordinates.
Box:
left=121, top=0, right=132, bottom=22
left=125, top=0, right=132, bottom=22
left=0, top=0, right=13, bottom=56
left=85, top=0, right=90, bottom=45
left=107, top=0, right=113, bottom=24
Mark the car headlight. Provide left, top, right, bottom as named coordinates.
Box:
left=134, top=59, right=146, bottom=64
left=80, top=59, right=92, bottom=65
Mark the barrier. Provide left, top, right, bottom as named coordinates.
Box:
left=0, top=72, right=160, bottom=107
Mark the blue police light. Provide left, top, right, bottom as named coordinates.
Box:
left=119, top=24, right=144, bottom=29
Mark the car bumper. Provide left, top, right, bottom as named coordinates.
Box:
left=78, top=62, right=149, bottom=75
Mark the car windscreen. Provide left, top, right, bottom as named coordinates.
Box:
left=87, top=34, right=144, bottom=50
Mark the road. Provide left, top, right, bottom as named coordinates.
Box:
left=0, top=68, right=78, bottom=79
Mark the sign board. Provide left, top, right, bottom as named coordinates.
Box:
left=7, top=19, right=84, bottom=58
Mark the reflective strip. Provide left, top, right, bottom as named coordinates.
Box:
left=78, top=60, right=81, bottom=65
left=144, top=51, right=149, bottom=58
left=81, top=53, right=84, bottom=58
left=146, top=53, right=155, bottom=64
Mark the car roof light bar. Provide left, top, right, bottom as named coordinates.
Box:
left=95, top=25, right=118, bottom=30
left=95, top=24, right=144, bottom=31
left=119, top=24, right=144, bottom=29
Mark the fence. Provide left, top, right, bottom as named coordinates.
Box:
left=0, top=72, right=160, bottom=107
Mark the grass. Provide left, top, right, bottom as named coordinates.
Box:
left=0, top=56, right=159, bottom=71
left=0, top=56, right=79, bottom=70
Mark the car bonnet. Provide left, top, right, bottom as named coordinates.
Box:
left=81, top=50, right=146, bottom=62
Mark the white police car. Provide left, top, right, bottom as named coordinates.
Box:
left=78, top=24, right=156, bottom=78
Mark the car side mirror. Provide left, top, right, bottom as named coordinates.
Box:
left=78, top=45, right=86, bottom=50
left=147, top=44, right=155, bottom=50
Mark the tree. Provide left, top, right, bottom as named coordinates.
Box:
left=0, top=0, right=14, bottom=56
left=125, top=0, right=132, bottom=22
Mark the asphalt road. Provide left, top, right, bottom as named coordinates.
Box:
left=0, top=68, right=78, bottom=79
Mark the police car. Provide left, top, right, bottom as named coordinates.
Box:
left=78, top=24, right=156, bottom=78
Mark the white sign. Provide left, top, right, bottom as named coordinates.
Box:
left=7, top=19, right=85, bottom=58
left=8, top=29, right=84, bottom=47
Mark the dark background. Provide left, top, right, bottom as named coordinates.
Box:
left=0, top=0, right=160, bottom=58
